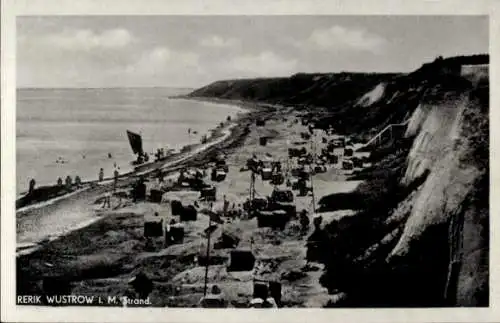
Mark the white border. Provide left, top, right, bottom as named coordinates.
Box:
left=2, top=0, right=498, bottom=322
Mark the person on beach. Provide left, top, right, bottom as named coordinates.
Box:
left=223, top=195, right=229, bottom=217
left=65, top=175, right=72, bottom=190
left=102, top=191, right=111, bottom=209
left=28, top=178, right=36, bottom=195
left=114, top=169, right=119, bottom=191
left=75, top=175, right=82, bottom=188
left=99, top=168, right=104, bottom=182
left=57, top=177, right=63, bottom=187
left=300, top=209, right=310, bottom=234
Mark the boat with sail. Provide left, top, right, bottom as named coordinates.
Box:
left=127, top=130, right=147, bottom=166
left=126, top=130, right=177, bottom=170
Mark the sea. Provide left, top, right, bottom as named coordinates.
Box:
left=16, top=87, right=244, bottom=196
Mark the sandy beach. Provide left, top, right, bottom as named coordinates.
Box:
left=16, top=100, right=364, bottom=307
left=16, top=100, right=272, bottom=249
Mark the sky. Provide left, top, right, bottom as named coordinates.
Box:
left=17, top=15, right=488, bottom=88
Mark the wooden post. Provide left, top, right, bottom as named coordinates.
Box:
left=310, top=136, right=316, bottom=212
left=249, top=171, right=255, bottom=217
left=203, top=205, right=213, bottom=297
left=310, top=174, right=316, bottom=212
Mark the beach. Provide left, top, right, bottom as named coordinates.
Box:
left=16, top=97, right=271, bottom=250
left=16, top=100, right=364, bottom=307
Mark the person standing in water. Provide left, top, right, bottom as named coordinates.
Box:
left=99, top=168, right=104, bottom=182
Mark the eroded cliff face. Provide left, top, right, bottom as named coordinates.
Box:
left=317, top=68, right=488, bottom=307
left=387, top=81, right=488, bottom=306
left=395, top=93, right=480, bottom=256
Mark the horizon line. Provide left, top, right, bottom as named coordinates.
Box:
left=16, top=86, right=196, bottom=90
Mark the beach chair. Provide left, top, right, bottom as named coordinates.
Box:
left=261, top=168, right=272, bottom=181
left=215, top=170, right=227, bottom=182
left=180, top=205, right=197, bottom=222
left=144, top=214, right=164, bottom=237
left=165, top=223, right=185, bottom=246
left=171, top=200, right=183, bottom=216
left=270, top=173, right=284, bottom=185
left=253, top=279, right=282, bottom=307
left=271, top=210, right=289, bottom=230
left=271, top=202, right=296, bottom=219
left=228, top=249, right=255, bottom=272
left=270, top=189, right=294, bottom=203
left=342, top=160, right=354, bottom=170
left=352, top=157, right=363, bottom=168
left=257, top=211, right=273, bottom=228
left=149, top=189, right=163, bottom=203
left=344, top=147, right=354, bottom=157
left=200, top=186, right=217, bottom=201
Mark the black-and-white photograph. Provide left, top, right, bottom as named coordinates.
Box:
left=11, top=12, right=489, bottom=311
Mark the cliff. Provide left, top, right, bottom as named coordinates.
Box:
left=315, top=55, right=489, bottom=307
left=187, top=54, right=489, bottom=307
left=187, top=72, right=398, bottom=110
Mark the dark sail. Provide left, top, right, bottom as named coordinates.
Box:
left=127, top=130, right=143, bottom=155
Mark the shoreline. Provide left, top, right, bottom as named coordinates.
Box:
left=15, top=98, right=254, bottom=212
left=16, top=98, right=274, bottom=255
